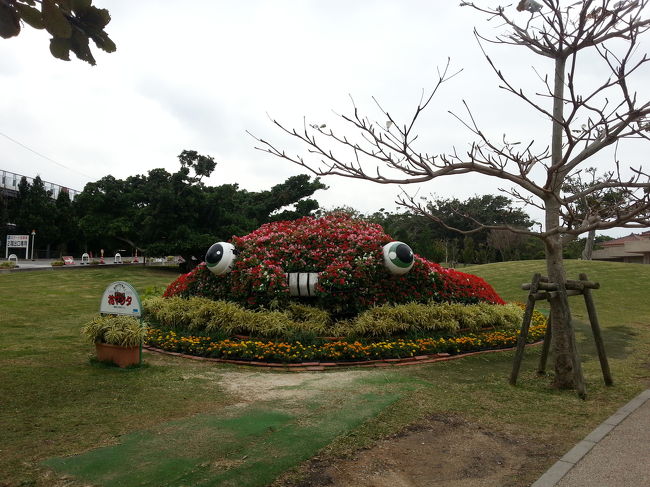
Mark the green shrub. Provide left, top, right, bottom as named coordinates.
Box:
left=144, top=297, right=331, bottom=339
left=81, top=315, right=147, bottom=347
left=1, top=261, right=17, bottom=269
left=454, top=302, right=523, bottom=332
left=192, top=299, right=243, bottom=333
left=351, top=302, right=461, bottom=337
left=143, top=296, right=524, bottom=340
left=349, top=301, right=523, bottom=337
left=142, top=296, right=167, bottom=320
left=153, top=296, right=195, bottom=329
left=286, top=303, right=331, bottom=326
left=141, top=286, right=167, bottom=300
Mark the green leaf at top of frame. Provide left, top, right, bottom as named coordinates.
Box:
left=70, top=29, right=96, bottom=65
left=78, top=5, right=111, bottom=28
left=42, top=0, right=73, bottom=38
left=50, top=36, right=71, bottom=61
left=15, top=3, right=44, bottom=30
left=90, top=31, right=116, bottom=53
left=0, top=4, right=21, bottom=39
left=72, top=0, right=92, bottom=14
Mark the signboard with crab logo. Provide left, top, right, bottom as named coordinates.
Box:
left=100, top=281, right=142, bottom=317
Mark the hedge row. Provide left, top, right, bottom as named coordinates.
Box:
left=143, top=296, right=525, bottom=339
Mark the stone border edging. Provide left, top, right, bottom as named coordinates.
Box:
left=143, top=341, right=541, bottom=371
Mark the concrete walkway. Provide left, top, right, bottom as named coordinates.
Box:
left=3, top=258, right=150, bottom=270
left=5, top=258, right=54, bottom=269
left=532, top=389, right=650, bottom=486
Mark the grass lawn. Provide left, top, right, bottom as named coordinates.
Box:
left=1, top=261, right=649, bottom=487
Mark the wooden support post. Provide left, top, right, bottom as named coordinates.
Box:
left=562, top=293, right=587, bottom=400
left=510, top=273, right=541, bottom=385
left=537, top=308, right=553, bottom=375
left=580, top=273, right=613, bottom=386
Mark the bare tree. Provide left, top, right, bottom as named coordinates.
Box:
left=252, top=0, right=650, bottom=392
left=487, top=228, right=529, bottom=261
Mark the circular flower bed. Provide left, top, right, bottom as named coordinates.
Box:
left=152, top=215, right=538, bottom=366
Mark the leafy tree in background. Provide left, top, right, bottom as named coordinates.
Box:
left=74, top=175, right=136, bottom=254
left=367, top=194, right=534, bottom=264
left=462, top=235, right=476, bottom=264
left=563, top=234, right=613, bottom=260
left=487, top=228, right=530, bottom=262
left=0, top=192, right=10, bottom=247
left=53, top=189, right=78, bottom=255
left=426, top=195, right=535, bottom=244
left=243, top=174, right=327, bottom=223
left=0, top=0, right=115, bottom=65
left=177, top=150, right=217, bottom=182
left=74, top=151, right=326, bottom=268
left=256, top=1, right=650, bottom=394
left=9, top=176, right=58, bottom=257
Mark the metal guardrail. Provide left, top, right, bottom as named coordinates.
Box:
left=1, top=169, right=80, bottom=200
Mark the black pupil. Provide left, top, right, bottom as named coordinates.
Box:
left=206, top=243, right=224, bottom=264
left=396, top=244, right=413, bottom=263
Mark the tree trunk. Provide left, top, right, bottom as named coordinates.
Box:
left=546, top=54, right=586, bottom=394
left=544, top=205, right=586, bottom=393
left=582, top=228, right=596, bottom=260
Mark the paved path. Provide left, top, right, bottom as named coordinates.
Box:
left=3, top=258, right=150, bottom=271
left=7, top=258, right=54, bottom=269
left=532, top=389, right=650, bottom=487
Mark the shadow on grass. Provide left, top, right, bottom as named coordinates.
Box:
left=88, top=356, right=152, bottom=371
left=574, top=320, right=635, bottom=361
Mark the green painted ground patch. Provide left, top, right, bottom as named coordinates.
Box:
left=44, top=392, right=398, bottom=487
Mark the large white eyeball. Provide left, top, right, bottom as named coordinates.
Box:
left=206, top=242, right=237, bottom=275
left=383, top=241, right=414, bottom=275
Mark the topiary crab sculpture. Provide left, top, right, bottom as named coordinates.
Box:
left=164, top=214, right=504, bottom=317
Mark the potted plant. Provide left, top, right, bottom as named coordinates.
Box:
left=81, top=315, right=147, bottom=367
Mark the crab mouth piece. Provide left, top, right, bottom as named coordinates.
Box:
left=285, top=272, right=319, bottom=297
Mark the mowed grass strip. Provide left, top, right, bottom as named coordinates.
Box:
left=2, top=261, right=650, bottom=487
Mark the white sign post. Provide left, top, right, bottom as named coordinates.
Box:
left=100, top=281, right=144, bottom=364
left=100, top=281, right=142, bottom=317
left=5, top=235, right=29, bottom=259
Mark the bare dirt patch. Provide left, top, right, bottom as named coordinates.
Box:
left=283, top=415, right=554, bottom=487
left=217, top=370, right=371, bottom=404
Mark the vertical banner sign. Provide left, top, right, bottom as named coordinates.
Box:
left=6, top=235, right=29, bottom=259
left=100, top=281, right=142, bottom=317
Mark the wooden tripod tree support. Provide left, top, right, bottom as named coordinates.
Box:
left=509, top=272, right=613, bottom=397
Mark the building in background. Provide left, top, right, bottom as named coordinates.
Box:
left=592, top=232, right=650, bottom=264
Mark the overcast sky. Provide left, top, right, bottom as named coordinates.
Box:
left=1, top=1, right=648, bottom=237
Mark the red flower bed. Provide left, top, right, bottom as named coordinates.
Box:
left=164, top=214, right=504, bottom=315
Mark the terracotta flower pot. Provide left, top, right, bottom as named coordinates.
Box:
left=95, top=342, right=141, bottom=367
